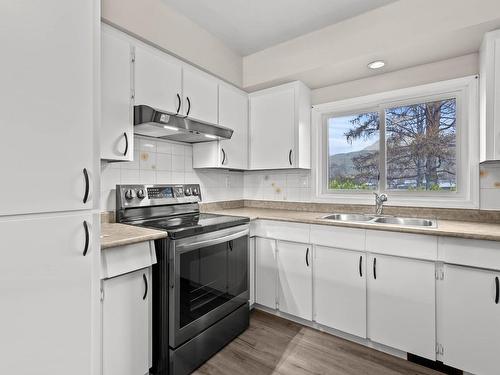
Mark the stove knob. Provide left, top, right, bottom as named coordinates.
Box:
left=137, top=189, right=146, bottom=199
left=192, top=187, right=199, bottom=196
left=125, top=189, right=136, bottom=200
left=184, top=187, right=192, bottom=196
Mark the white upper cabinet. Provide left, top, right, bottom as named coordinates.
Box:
left=0, top=0, right=95, bottom=216
left=277, top=241, right=312, bottom=320
left=480, top=29, right=500, bottom=162
left=440, top=264, right=500, bottom=375
left=314, top=246, right=366, bottom=338
left=0, top=213, right=95, bottom=375
left=182, top=66, right=219, bottom=124
left=134, top=44, right=183, bottom=115
left=101, top=26, right=133, bottom=161
left=249, top=81, right=311, bottom=170
left=193, top=84, right=249, bottom=169
left=367, top=254, right=436, bottom=360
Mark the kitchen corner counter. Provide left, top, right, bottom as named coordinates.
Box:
left=203, top=207, right=500, bottom=242
left=101, top=223, right=167, bottom=249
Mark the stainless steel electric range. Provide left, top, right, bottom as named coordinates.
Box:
left=116, top=184, right=250, bottom=375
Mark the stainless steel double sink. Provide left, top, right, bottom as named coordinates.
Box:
left=321, top=213, right=437, bottom=228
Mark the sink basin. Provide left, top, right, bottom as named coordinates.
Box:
left=373, top=216, right=436, bottom=227
left=321, top=213, right=437, bottom=228
left=322, top=213, right=375, bottom=222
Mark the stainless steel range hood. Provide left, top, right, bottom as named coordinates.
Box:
left=133, top=105, right=233, bottom=143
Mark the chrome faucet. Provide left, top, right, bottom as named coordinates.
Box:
left=374, top=192, right=388, bottom=215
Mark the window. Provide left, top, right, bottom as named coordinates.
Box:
left=315, top=77, right=479, bottom=208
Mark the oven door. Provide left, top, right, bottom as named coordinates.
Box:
left=168, top=224, right=249, bottom=348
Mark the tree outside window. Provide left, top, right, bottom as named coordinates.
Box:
left=327, top=98, right=457, bottom=192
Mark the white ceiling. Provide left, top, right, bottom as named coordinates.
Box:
left=162, top=0, right=397, bottom=56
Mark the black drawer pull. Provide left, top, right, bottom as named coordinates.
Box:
left=83, top=168, right=90, bottom=204
left=359, top=255, right=363, bottom=277
left=305, top=248, right=310, bottom=267
left=143, top=274, right=148, bottom=300
left=123, top=132, right=129, bottom=156
left=288, top=149, right=293, bottom=165
left=495, top=276, right=499, bottom=304
left=186, top=97, right=191, bottom=116
left=83, top=221, right=89, bottom=256
left=176, top=93, right=181, bottom=114
left=373, top=257, right=377, bottom=280
left=221, top=148, right=226, bottom=165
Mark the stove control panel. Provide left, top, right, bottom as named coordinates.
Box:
left=117, top=184, right=202, bottom=208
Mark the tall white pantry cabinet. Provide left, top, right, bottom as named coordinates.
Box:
left=0, top=1, right=101, bottom=375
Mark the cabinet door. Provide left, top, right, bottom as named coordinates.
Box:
left=219, top=84, right=249, bottom=169
left=0, top=0, right=94, bottom=215
left=314, top=246, right=366, bottom=338
left=103, top=268, right=151, bottom=375
left=134, top=45, right=182, bottom=114
left=255, top=237, right=277, bottom=309
left=277, top=241, right=312, bottom=320
left=441, top=265, right=500, bottom=375
left=249, top=237, right=255, bottom=305
left=250, top=87, right=295, bottom=169
left=101, top=27, right=133, bottom=161
left=183, top=67, right=218, bottom=124
left=0, top=213, right=94, bottom=375
left=367, top=254, right=436, bottom=359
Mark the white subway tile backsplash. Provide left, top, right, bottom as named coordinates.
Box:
left=139, top=151, right=156, bottom=171
left=138, top=138, right=157, bottom=152
left=156, top=171, right=172, bottom=184
left=156, top=141, right=172, bottom=154
left=172, top=143, right=185, bottom=156
left=156, top=153, right=172, bottom=171
left=172, top=155, right=185, bottom=172
left=121, top=169, right=140, bottom=184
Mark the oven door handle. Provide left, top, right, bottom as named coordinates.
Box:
left=175, top=229, right=249, bottom=253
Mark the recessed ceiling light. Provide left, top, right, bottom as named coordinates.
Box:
left=368, top=60, right=386, bottom=70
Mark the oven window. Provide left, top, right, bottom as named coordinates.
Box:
left=178, top=236, right=248, bottom=328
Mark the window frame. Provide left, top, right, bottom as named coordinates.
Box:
left=312, top=76, right=479, bottom=208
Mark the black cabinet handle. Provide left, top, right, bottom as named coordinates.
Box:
left=143, top=273, right=148, bottom=300
left=221, top=148, right=226, bottom=165
left=83, top=221, right=89, bottom=256
left=288, top=149, right=293, bottom=166
left=123, top=132, right=129, bottom=156
left=305, top=248, right=310, bottom=267
left=496, top=276, right=499, bottom=304
left=83, top=168, right=89, bottom=204
left=359, top=255, right=363, bottom=277
left=373, top=257, right=377, bottom=279
left=186, top=97, right=191, bottom=116
left=176, top=93, right=181, bottom=114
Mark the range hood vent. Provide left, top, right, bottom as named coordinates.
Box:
left=133, top=105, right=233, bottom=143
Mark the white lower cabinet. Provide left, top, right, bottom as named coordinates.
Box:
left=367, top=254, right=436, bottom=359
left=314, top=246, right=366, bottom=338
left=255, top=237, right=277, bottom=308
left=277, top=241, right=312, bottom=320
left=103, top=268, right=152, bottom=375
left=0, top=213, right=95, bottom=375
left=249, top=237, right=255, bottom=305
left=440, top=264, right=500, bottom=375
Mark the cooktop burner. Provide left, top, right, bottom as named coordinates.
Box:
left=136, top=213, right=249, bottom=239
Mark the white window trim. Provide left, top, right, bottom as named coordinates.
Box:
left=311, top=76, right=479, bottom=209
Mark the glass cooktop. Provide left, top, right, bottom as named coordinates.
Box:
left=136, top=213, right=249, bottom=239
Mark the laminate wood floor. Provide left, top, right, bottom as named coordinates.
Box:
left=193, top=309, right=442, bottom=375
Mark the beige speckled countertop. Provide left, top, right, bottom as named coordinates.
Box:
left=101, top=223, right=168, bottom=249
left=204, top=207, right=500, bottom=242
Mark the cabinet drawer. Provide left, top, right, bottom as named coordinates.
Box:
left=438, top=237, right=500, bottom=270
left=310, top=224, right=365, bottom=251
left=366, top=230, right=437, bottom=260
left=251, top=220, right=309, bottom=243
left=101, top=241, right=157, bottom=279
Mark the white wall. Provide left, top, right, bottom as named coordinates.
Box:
left=101, top=136, right=243, bottom=211
left=102, top=0, right=243, bottom=86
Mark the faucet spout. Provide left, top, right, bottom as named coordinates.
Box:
left=373, top=192, right=388, bottom=215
